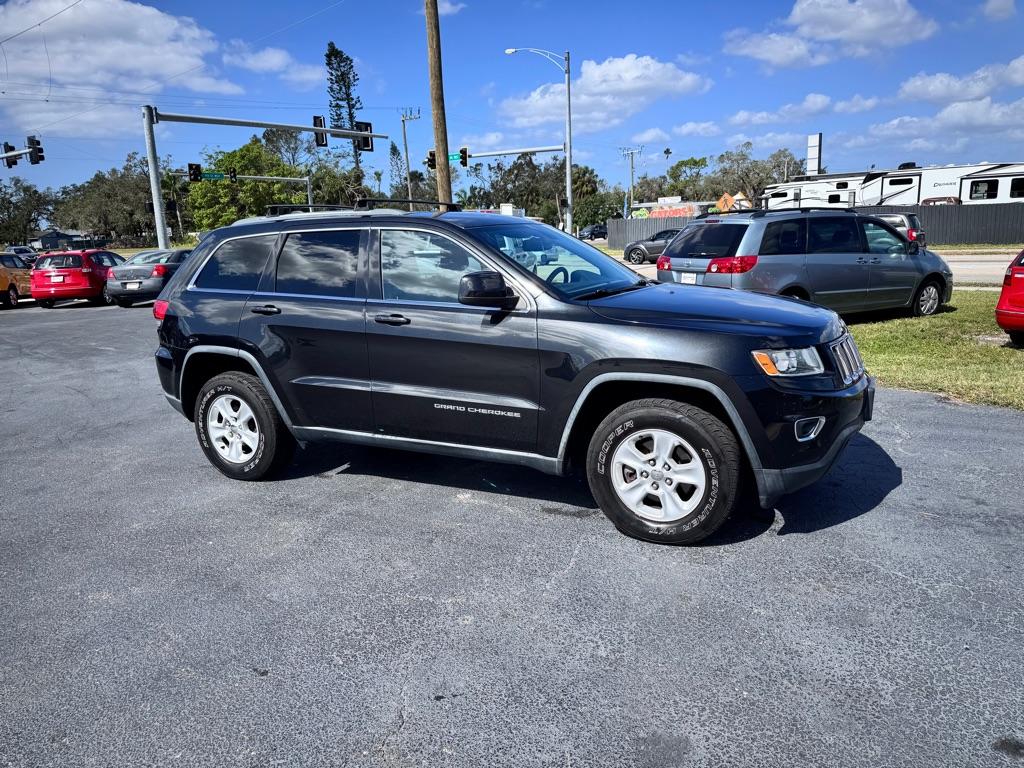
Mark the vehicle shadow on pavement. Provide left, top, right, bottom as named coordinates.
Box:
left=843, top=304, right=957, bottom=326
left=706, top=434, right=902, bottom=545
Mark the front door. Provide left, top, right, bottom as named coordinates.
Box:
left=861, top=220, right=920, bottom=308
left=366, top=228, right=539, bottom=452
left=804, top=216, right=870, bottom=311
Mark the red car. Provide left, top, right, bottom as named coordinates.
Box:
left=30, top=249, right=122, bottom=308
left=996, top=249, right=1024, bottom=346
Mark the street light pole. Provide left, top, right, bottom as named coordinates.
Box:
left=506, top=47, right=573, bottom=233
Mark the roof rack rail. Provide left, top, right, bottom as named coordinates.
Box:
left=796, top=206, right=857, bottom=213
left=355, top=197, right=462, bottom=212
left=695, top=209, right=767, bottom=220
left=264, top=203, right=352, bottom=216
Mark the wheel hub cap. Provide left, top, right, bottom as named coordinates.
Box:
left=610, top=428, right=707, bottom=523
left=206, top=394, right=259, bottom=464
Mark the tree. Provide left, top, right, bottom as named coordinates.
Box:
left=262, top=128, right=311, bottom=167
left=0, top=178, right=52, bottom=246
left=665, top=156, right=710, bottom=200
left=388, top=141, right=406, bottom=198
left=325, top=41, right=363, bottom=173
left=707, top=143, right=803, bottom=203
left=52, top=152, right=156, bottom=243
left=633, top=174, right=668, bottom=204
left=573, top=190, right=624, bottom=229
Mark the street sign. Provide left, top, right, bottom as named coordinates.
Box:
left=448, top=152, right=460, bottom=163
left=202, top=172, right=225, bottom=181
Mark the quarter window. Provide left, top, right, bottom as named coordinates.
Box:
left=970, top=179, right=999, bottom=200
left=1010, top=178, right=1024, bottom=198
left=759, top=220, right=806, bottom=255
left=194, top=235, right=276, bottom=292
left=806, top=218, right=862, bottom=254
left=381, top=230, right=485, bottom=303
left=276, top=230, right=361, bottom=298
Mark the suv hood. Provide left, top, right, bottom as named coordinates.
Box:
left=588, top=283, right=846, bottom=347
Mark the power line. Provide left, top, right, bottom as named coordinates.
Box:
left=0, top=0, right=85, bottom=46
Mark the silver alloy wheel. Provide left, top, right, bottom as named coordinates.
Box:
left=7, top=286, right=16, bottom=307
left=206, top=394, right=260, bottom=464
left=629, top=249, right=645, bottom=265
left=919, top=284, right=940, bottom=315
left=609, top=428, right=707, bottom=522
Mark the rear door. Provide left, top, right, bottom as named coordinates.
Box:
left=238, top=227, right=372, bottom=432
left=804, top=216, right=870, bottom=311
left=862, top=219, right=919, bottom=308
left=33, top=253, right=89, bottom=294
left=663, top=221, right=749, bottom=285
left=1, top=254, right=31, bottom=294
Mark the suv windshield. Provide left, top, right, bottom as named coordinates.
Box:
left=126, top=250, right=173, bottom=265
left=35, top=254, right=82, bottom=269
left=470, top=222, right=642, bottom=300
left=664, top=223, right=748, bottom=259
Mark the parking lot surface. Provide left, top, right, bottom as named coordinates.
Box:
left=1, top=303, right=1022, bottom=767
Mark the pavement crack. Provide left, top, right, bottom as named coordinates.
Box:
left=378, top=677, right=411, bottom=766
left=543, top=539, right=582, bottom=598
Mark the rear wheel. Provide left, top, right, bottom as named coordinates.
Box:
left=586, top=398, right=741, bottom=544
left=781, top=287, right=809, bottom=301
left=2, top=285, right=17, bottom=308
left=627, top=248, right=646, bottom=265
left=194, top=372, right=295, bottom=481
left=1009, top=331, right=1024, bottom=347
left=912, top=279, right=942, bottom=317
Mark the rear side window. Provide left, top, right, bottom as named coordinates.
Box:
left=759, top=220, right=806, bottom=255
left=194, top=235, right=276, bottom=292
left=908, top=214, right=922, bottom=229
left=664, top=223, right=748, bottom=259
left=970, top=179, right=999, bottom=200
left=35, top=255, right=82, bottom=269
left=807, top=218, right=862, bottom=253
left=1, top=255, right=21, bottom=268
left=276, top=230, right=361, bottom=298
left=1010, top=178, right=1024, bottom=198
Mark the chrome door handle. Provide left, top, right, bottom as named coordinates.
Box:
left=856, top=258, right=869, bottom=264
left=375, top=313, right=411, bottom=326
left=250, top=304, right=281, bottom=315
left=869, top=258, right=881, bottom=264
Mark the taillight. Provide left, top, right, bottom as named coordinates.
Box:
left=151, top=264, right=168, bottom=278
left=656, top=255, right=671, bottom=271
left=707, top=255, right=758, bottom=274
left=1006, top=267, right=1014, bottom=288
left=906, top=228, right=918, bottom=241
left=153, top=299, right=169, bottom=320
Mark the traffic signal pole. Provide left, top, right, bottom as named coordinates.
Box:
left=142, top=106, right=170, bottom=249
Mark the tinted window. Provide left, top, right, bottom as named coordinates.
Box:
left=664, top=223, right=748, bottom=259
left=888, top=177, right=914, bottom=186
left=770, top=191, right=788, bottom=198
left=194, top=235, right=276, bottom=292
left=908, top=215, right=922, bottom=229
left=863, top=221, right=906, bottom=254
left=35, top=254, right=82, bottom=269
left=653, top=230, right=677, bottom=241
left=759, top=220, right=806, bottom=255
left=1011, top=178, right=1024, bottom=199
left=276, top=230, right=361, bottom=298
left=827, top=194, right=841, bottom=204
left=970, top=180, right=999, bottom=200
left=836, top=182, right=849, bottom=190
left=1, top=255, right=19, bottom=268
left=173, top=250, right=192, bottom=262
left=807, top=218, right=862, bottom=254
left=381, top=230, right=485, bottom=303
left=91, top=253, right=113, bottom=267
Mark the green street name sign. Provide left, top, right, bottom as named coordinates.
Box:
left=447, top=153, right=460, bottom=162
left=202, top=172, right=225, bottom=180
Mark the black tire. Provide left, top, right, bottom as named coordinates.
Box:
left=627, top=248, right=646, bottom=265
left=781, top=287, right=809, bottom=301
left=37, top=299, right=55, bottom=309
left=194, top=372, right=295, bottom=481
left=1009, top=331, right=1024, bottom=347
left=912, top=279, right=942, bottom=317
left=116, top=299, right=133, bottom=308
left=586, top=398, right=741, bottom=544
left=2, top=285, right=16, bottom=308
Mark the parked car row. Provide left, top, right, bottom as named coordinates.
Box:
left=0, top=247, right=191, bottom=309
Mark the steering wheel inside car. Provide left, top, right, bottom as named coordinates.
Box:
left=546, top=266, right=570, bottom=284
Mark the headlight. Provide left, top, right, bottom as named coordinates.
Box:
left=752, top=347, right=824, bottom=376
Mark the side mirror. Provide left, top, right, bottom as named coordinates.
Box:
left=458, top=271, right=519, bottom=310
left=907, top=240, right=920, bottom=255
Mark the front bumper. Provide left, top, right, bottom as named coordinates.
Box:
left=107, top=276, right=165, bottom=300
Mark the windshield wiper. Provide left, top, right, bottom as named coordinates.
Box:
left=575, top=280, right=651, bottom=302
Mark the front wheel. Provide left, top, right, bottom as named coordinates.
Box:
left=627, top=248, right=646, bottom=265
left=2, top=285, right=17, bottom=308
left=912, top=280, right=942, bottom=317
left=586, top=398, right=741, bottom=544
left=194, top=372, right=295, bottom=480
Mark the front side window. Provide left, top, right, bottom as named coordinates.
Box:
left=194, top=235, right=276, bottom=292
left=1, top=255, right=19, bottom=268
left=276, top=229, right=361, bottom=298
left=759, top=220, right=806, bottom=255
left=381, top=230, right=485, bottom=303
left=807, top=218, right=862, bottom=254
left=664, top=223, right=749, bottom=259
left=862, top=221, right=906, bottom=255
left=970, top=179, right=999, bottom=200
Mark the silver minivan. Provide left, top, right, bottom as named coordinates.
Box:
left=655, top=209, right=953, bottom=316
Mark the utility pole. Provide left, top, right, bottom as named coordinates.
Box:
left=562, top=50, right=573, bottom=234
left=620, top=146, right=643, bottom=213
left=424, top=0, right=452, bottom=207
left=142, top=106, right=170, bottom=249
left=400, top=108, right=421, bottom=211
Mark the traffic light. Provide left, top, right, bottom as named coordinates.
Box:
left=354, top=120, right=374, bottom=152
left=313, top=115, right=328, bottom=148
left=2, top=142, right=17, bottom=169
left=228, top=167, right=237, bottom=183
left=166, top=199, right=178, bottom=216
left=188, top=163, right=202, bottom=182
left=459, top=146, right=469, bottom=167
left=145, top=200, right=154, bottom=215
left=426, top=150, right=436, bottom=170
left=26, top=135, right=43, bottom=165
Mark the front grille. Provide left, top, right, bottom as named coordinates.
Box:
left=830, top=334, right=865, bottom=386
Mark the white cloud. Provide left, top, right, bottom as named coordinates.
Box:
left=898, top=54, right=1024, bottom=104
left=982, top=0, right=1016, bottom=19
left=870, top=97, right=1024, bottom=154
left=632, top=127, right=670, bottom=143
left=223, top=41, right=324, bottom=90
left=835, top=94, right=880, bottom=113
left=730, top=93, right=831, bottom=125
left=459, top=131, right=505, bottom=151
left=500, top=54, right=711, bottom=134
left=438, top=0, right=467, bottom=14
left=726, top=131, right=803, bottom=149
left=0, top=0, right=242, bottom=137
left=673, top=121, right=721, bottom=137
left=906, top=136, right=969, bottom=153
left=725, top=0, right=938, bottom=68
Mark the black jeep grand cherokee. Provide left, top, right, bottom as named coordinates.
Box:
left=154, top=209, right=874, bottom=544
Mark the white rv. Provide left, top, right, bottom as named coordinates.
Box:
left=762, top=163, right=1024, bottom=209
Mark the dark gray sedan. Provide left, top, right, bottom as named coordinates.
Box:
left=107, top=249, right=191, bottom=307
left=623, top=228, right=680, bottom=265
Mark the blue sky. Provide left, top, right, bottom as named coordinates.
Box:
left=1, top=0, right=1022, bottom=193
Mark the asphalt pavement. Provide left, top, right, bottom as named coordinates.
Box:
left=1, top=302, right=1022, bottom=767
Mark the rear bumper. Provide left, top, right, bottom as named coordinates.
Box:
left=996, top=307, right=1024, bottom=332
left=107, top=276, right=165, bottom=300
left=30, top=284, right=100, bottom=299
